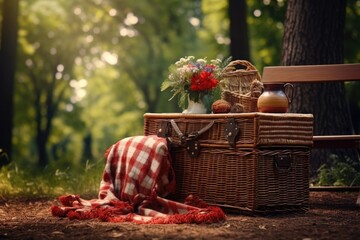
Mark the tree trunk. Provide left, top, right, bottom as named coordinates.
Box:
left=228, top=0, right=250, bottom=61
left=0, top=0, right=19, bottom=166
left=37, top=131, right=48, bottom=169
left=282, top=0, right=359, bottom=176
left=82, top=132, right=94, bottom=163
left=32, top=73, right=61, bottom=168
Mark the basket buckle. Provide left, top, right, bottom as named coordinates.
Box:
left=224, top=118, right=240, bottom=148
left=185, top=138, right=201, bottom=158
left=273, top=154, right=293, bottom=172
left=180, top=132, right=200, bottom=158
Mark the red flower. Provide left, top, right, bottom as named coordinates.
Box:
left=190, top=70, right=218, bottom=91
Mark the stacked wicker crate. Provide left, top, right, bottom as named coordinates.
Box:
left=143, top=61, right=313, bottom=214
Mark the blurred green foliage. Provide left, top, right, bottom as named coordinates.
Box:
left=247, top=0, right=286, bottom=71
left=317, top=154, right=360, bottom=186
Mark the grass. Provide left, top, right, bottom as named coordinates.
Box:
left=0, top=159, right=104, bottom=199
left=2, top=154, right=359, bottom=200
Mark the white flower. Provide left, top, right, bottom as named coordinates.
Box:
left=196, top=59, right=207, bottom=65
left=175, top=56, right=195, bottom=67
left=210, top=59, right=222, bottom=65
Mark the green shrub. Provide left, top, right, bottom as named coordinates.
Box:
left=317, top=154, right=360, bottom=186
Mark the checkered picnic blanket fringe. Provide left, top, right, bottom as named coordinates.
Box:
left=51, top=135, right=226, bottom=224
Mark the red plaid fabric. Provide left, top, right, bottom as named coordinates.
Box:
left=51, top=135, right=226, bottom=224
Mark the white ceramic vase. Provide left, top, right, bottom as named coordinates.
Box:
left=182, top=98, right=207, bottom=114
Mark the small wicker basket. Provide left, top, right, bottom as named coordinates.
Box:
left=222, top=90, right=259, bottom=112
left=221, top=60, right=263, bottom=112
left=222, top=60, right=261, bottom=94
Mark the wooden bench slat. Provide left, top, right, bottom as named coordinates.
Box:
left=309, top=186, right=360, bottom=192
left=313, top=135, right=360, bottom=141
left=313, top=135, right=360, bottom=149
left=262, top=63, right=360, bottom=83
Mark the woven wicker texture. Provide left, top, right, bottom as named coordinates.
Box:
left=144, top=113, right=313, bottom=148
left=167, top=147, right=309, bottom=213
left=144, top=113, right=313, bottom=213
left=221, top=60, right=263, bottom=112
left=222, top=60, right=261, bottom=94
left=222, top=90, right=259, bottom=112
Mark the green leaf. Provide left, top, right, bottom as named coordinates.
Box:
left=161, top=81, right=171, bottom=91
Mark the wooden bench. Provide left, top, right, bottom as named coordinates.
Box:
left=262, top=63, right=360, bottom=204
left=262, top=63, right=360, bottom=150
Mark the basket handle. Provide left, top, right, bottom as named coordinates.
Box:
left=169, top=120, right=214, bottom=142
left=223, top=60, right=261, bottom=79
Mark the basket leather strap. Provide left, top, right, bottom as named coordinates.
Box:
left=169, top=120, right=215, bottom=140
left=169, top=120, right=184, bottom=139
left=169, top=120, right=215, bottom=158
left=224, top=118, right=240, bottom=148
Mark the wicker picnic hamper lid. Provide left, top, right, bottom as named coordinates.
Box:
left=143, top=113, right=314, bottom=148
left=144, top=112, right=311, bottom=120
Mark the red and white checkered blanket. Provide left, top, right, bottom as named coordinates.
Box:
left=51, top=135, right=226, bottom=224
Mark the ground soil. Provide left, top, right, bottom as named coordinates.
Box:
left=0, top=191, right=359, bottom=240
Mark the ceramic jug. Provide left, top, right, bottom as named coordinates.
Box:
left=257, top=83, right=293, bottom=113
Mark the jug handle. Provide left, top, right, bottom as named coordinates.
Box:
left=284, top=83, right=294, bottom=103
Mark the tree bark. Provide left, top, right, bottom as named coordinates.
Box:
left=282, top=0, right=359, bottom=176
left=228, top=0, right=250, bottom=61
left=0, top=0, right=19, bottom=166
left=82, top=132, right=94, bottom=163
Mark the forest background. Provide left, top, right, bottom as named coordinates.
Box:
left=0, top=0, right=359, bottom=197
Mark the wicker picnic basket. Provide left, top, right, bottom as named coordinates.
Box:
left=221, top=60, right=263, bottom=112
left=144, top=113, right=313, bottom=213
left=168, top=147, right=310, bottom=214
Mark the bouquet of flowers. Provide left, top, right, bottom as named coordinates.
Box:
left=161, top=56, right=231, bottom=111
